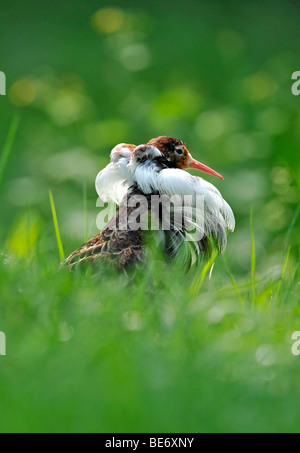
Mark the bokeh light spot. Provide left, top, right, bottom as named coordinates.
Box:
left=84, top=119, right=130, bottom=149
left=119, top=44, right=150, bottom=71
left=272, top=167, right=291, bottom=186
left=256, top=107, right=289, bottom=135
left=91, top=8, right=124, bottom=34
left=195, top=109, right=240, bottom=141
left=195, top=111, right=226, bottom=141
left=153, top=87, right=201, bottom=118
left=243, top=72, right=278, bottom=101
left=9, top=79, right=37, bottom=106
left=256, top=344, right=276, bottom=366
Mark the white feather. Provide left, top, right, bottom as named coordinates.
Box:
left=95, top=144, right=135, bottom=204
left=133, top=164, right=235, bottom=252
left=95, top=163, right=127, bottom=204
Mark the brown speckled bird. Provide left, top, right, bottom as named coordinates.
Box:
left=62, top=137, right=234, bottom=271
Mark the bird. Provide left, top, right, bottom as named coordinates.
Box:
left=62, top=136, right=235, bottom=271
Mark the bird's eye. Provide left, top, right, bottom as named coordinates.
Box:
left=175, top=147, right=184, bottom=156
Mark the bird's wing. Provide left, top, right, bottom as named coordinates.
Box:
left=61, top=191, right=145, bottom=270
left=134, top=165, right=234, bottom=228
left=133, top=165, right=235, bottom=254
left=160, top=169, right=235, bottom=229
left=158, top=169, right=235, bottom=253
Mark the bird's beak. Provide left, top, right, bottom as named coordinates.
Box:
left=187, top=157, right=224, bottom=180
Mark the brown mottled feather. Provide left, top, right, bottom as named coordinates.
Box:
left=62, top=187, right=147, bottom=270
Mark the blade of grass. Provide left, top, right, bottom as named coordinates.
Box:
left=189, top=249, right=218, bottom=298
left=250, top=207, right=256, bottom=304
left=274, top=245, right=291, bottom=301
left=275, top=205, right=299, bottom=304
left=222, top=254, right=243, bottom=304
left=49, top=190, right=65, bottom=261
left=284, top=205, right=300, bottom=249
left=0, top=115, right=20, bottom=188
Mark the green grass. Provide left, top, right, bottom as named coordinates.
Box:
left=190, top=249, right=218, bottom=297
left=0, top=120, right=299, bottom=433
left=0, top=116, right=20, bottom=188
left=250, top=208, right=256, bottom=306
left=0, top=226, right=299, bottom=433
left=49, top=190, right=65, bottom=262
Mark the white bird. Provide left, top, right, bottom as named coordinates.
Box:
left=63, top=136, right=235, bottom=270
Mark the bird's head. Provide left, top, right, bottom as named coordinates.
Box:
left=129, top=144, right=162, bottom=170
left=147, top=136, right=224, bottom=180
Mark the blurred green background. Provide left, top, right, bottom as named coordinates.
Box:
left=0, top=0, right=300, bottom=433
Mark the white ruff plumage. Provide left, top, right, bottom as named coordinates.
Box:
left=133, top=161, right=235, bottom=254
left=95, top=144, right=134, bottom=204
